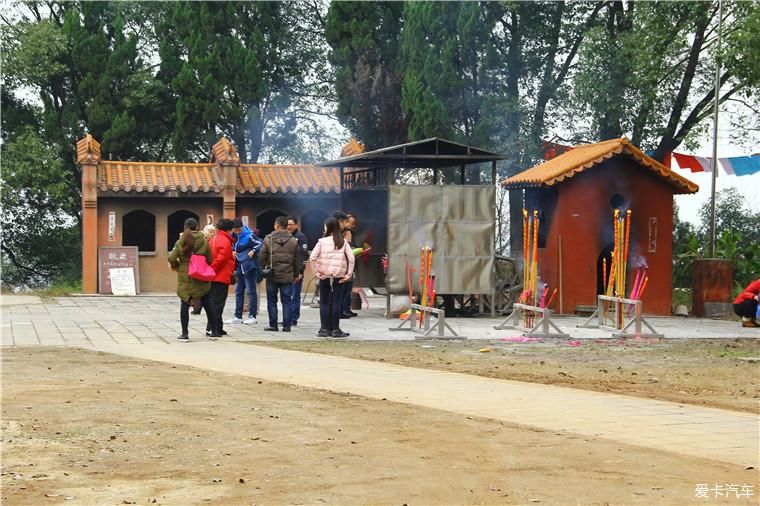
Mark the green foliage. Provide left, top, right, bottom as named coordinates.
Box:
left=698, top=187, right=760, bottom=248
left=1, top=1, right=170, bottom=288
left=568, top=1, right=757, bottom=159
left=724, top=1, right=760, bottom=89
left=325, top=1, right=406, bottom=149
left=156, top=0, right=332, bottom=162
left=672, top=189, right=760, bottom=290
left=400, top=2, right=499, bottom=147
left=0, top=130, right=82, bottom=287
left=672, top=205, right=700, bottom=288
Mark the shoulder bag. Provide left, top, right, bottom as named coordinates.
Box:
left=260, top=236, right=273, bottom=279
left=188, top=253, right=215, bottom=282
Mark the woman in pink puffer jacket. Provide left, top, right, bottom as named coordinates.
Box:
left=309, top=217, right=355, bottom=338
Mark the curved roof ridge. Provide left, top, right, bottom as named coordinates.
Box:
left=502, top=137, right=698, bottom=194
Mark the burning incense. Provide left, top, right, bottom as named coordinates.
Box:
left=539, top=285, right=549, bottom=308
left=638, top=276, right=649, bottom=300
left=629, top=267, right=641, bottom=300
left=546, top=288, right=558, bottom=309
left=532, top=210, right=539, bottom=307
left=623, top=210, right=631, bottom=295
left=428, top=274, right=436, bottom=310
left=525, top=210, right=532, bottom=302
left=522, top=208, right=528, bottom=298
left=606, top=251, right=616, bottom=297
left=406, top=260, right=414, bottom=304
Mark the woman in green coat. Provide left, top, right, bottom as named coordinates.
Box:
left=168, top=217, right=220, bottom=340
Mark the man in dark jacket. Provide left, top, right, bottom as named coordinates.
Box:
left=341, top=213, right=359, bottom=319
left=227, top=218, right=263, bottom=325
left=286, top=216, right=308, bottom=326
left=259, top=216, right=300, bottom=332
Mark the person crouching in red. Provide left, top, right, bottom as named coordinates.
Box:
left=207, top=219, right=236, bottom=337
left=734, top=278, right=760, bottom=328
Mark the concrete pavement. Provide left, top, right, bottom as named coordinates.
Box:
left=1, top=295, right=758, bottom=347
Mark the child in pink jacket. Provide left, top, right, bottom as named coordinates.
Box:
left=310, top=217, right=355, bottom=338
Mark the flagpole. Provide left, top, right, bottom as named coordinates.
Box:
left=708, top=0, right=723, bottom=258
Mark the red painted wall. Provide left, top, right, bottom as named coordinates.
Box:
left=537, top=156, right=674, bottom=315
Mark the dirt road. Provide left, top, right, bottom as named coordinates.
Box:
left=2, top=347, right=757, bottom=505
left=261, top=338, right=760, bottom=413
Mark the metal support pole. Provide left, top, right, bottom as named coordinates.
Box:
left=708, top=0, right=724, bottom=258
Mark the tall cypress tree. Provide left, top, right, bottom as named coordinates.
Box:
left=157, top=1, right=328, bottom=163
left=325, top=1, right=405, bottom=149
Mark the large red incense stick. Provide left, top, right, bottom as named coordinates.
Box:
left=546, top=288, right=558, bottom=309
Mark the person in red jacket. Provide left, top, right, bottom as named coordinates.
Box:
left=733, top=278, right=760, bottom=328
left=207, top=219, right=236, bottom=337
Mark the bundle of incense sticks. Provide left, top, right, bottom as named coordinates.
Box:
left=418, top=246, right=435, bottom=325
left=625, top=266, right=649, bottom=318
left=604, top=209, right=630, bottom=297
left=629, top=266, right=648, bottom=300
left=601, top=209, right=633, bottom=329
left=519, top=209, right=543, bottom=327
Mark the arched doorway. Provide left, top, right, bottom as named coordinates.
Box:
left=123, top=210, right=156, bottom=252
left=300, top=209, right=329, bottom=250
left=256, top=209, right=287, bottom=238
left=167, top=210, right=199, bottom=251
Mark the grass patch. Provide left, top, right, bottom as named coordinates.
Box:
left=2, top=280, right=83, bottom=300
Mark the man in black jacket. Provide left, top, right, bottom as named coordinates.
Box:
left=286, top=216, right=309, bottom=327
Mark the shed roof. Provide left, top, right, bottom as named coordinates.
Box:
left=317, top=137, right=506, bottom=169
left=502, top=137, right=698, bottom=194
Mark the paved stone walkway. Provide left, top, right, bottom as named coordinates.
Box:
left=1, top=295, right=758, bottom=346
left=87, top=340, right=759, bottom=468
left=2, top=295, right=758, bottom=469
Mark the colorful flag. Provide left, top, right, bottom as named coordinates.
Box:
left=718, top=158, right=735, bottom=175
left=672, top=153, right=712, bottom=172
left=673, top=152, right=759, bottom=176
left=720, top=156, right=760, bottom=177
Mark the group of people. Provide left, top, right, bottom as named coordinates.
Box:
left=168, top=211, right=359, bottom=340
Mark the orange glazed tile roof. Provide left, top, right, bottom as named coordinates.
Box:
left=502, top=137, right=698, bottom=194
left=211, top=137, right=240, bottom=164
left=76, top=133, right=101, bottom=163
left=237, top=164, right=340, bottom=194
left=98, top=161, right=222, bottom=193
left=97, top=161, right=340, bottom=194
left=340, top=137, right=365, bottom=157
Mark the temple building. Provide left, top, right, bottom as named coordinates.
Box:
left=503, top=137, right=698, bottom=315
left=77, top=134, right=340, bottom=293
